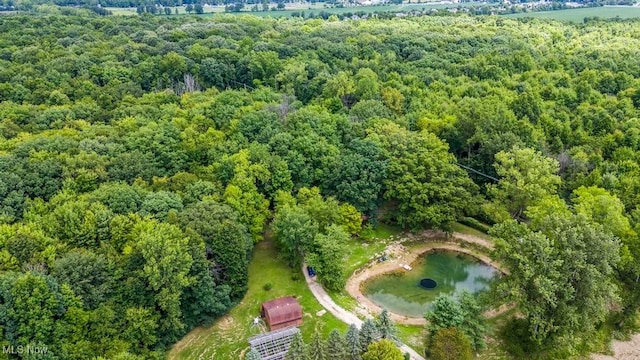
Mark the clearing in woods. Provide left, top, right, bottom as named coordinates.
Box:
left=167, top=239, right=347, bottom=360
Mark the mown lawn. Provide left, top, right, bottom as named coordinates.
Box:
left=167, top=240, right=347, bottom=360
left=451, top=221, right=491, bottom=240
left=326, top=223, right=401, bottom=312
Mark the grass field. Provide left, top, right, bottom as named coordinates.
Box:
left=503, top=6, right=640, bottom=22
left=225, top=2, right=486, bottom=18
left=105, top=5, right=224, bottom=15
left=107, top=1, right=489, bottom=17
left=167, top=239, right=348, bottom=360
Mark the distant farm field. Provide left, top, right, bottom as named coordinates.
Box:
left=108, top=1, right=490, bottom=17
left=503, top=6, right=640, bottom=22
left=233, top=3, right=488, bottom=17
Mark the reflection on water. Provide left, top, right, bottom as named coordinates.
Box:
left=362, top=251, right=497, bottom=317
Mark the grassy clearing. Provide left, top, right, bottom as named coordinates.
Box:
left=452, top=221, right=491, bottom=240
left=167, top=240, right=347, bottom=360
left=398, top=324, right=428, bottom=354
left=168, top=222, right=501, bottom=358
left=369, top=222, right=404, bottom=240
left=503, top=6, right=640, bottom=22
left=480, top=307, right=518, bottom=360
left=326, top=223, right=401, bottom=312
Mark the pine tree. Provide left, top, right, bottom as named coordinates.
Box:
left=286, top=333, right=310, bottom=360
left=375, top=309, right=398, bottom=343
left=326, top=329, right=347, bottom=359
left=345, top=324, right=362, bottom=360
left=245, top=348, right=263, bottom=360
left=309, top=331, right=326, bottom=360
left=359, top=319, right=379, bottom=353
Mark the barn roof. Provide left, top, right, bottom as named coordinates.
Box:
left=261, top=296, right=302, bottom=325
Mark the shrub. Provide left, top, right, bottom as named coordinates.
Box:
left=429, top=328, right=472, bottom=360
left=362, top=339, right=403, bottom=360
left=459, top=217, right=491, bottom=233
left=263, top=282, right=273, bottom=291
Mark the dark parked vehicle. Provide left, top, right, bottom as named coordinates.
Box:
left=307, top=266, right=316, bottom=277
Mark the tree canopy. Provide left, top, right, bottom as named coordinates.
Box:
left=0, top=10, right=639, bottom=359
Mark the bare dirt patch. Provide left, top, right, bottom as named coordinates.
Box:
left=419, top=230, right=495, bottom=250
left=591, top=333, right=640, bottom=360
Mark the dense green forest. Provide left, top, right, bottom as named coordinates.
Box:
left=0, top=11, right=639, bottom=359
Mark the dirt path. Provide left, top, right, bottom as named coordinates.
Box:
left=302, top=263, right=426, bottom=360
left=419, top=230, right=495, bottom=250
left=591, top=333, right=640, bottom=360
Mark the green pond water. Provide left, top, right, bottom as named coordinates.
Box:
left=362, top=251, right=497, bottom=317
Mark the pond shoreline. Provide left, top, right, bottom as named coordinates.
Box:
left=345, top=233, right=505, bottom=326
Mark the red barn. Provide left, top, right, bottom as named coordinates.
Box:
left=260, top=297, right=303, bottom=331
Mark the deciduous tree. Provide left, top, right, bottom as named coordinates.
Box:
left=307, top=225, right=347, bottom=291
left=485, top=147, right=561, bottom=222
left=369, top=121, right=476, bottom=230
left=429, top=328, right=472, bottom=360
left=362, top=339, right=403, bottom=360
left=492, top=214, right=620, bottom=345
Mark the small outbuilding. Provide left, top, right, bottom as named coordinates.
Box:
left=261, top=296, right=303, bottom=331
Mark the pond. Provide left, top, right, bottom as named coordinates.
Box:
left=362, top=250, right=498, bottom=318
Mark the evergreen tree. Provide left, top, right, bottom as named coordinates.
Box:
left=457, top=291, right=486, bottom=350
left=245, top=348, right=263, bottom=360
left=345, top=324, right=363, bottom=360
left=375, top=309, right=397, bottom=343
left=326, top=329, right=347, bottom=360
left=359, top=319, right=379, bottom=352
left=286, top=333, right=310, bottom=360
left=309, top=332, right=326, bottom=360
